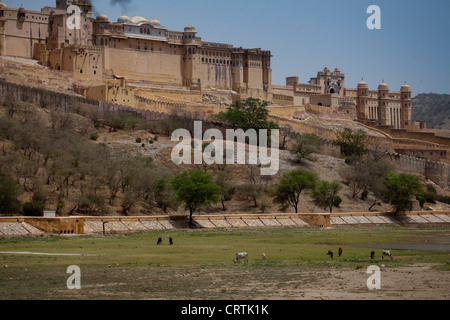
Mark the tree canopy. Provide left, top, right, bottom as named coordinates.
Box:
left=382, top=172, right=425, bottom=214
left=171, top=169, right=221, bottom=225
left=333, top=127, right=367, bottom=158
left=311, top=180, right=343, bottom=213
left=273, top=169, right=319, bottom=213
left=214, top=97, right=279, bottom=131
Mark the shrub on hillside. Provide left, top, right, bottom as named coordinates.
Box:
left=23, top=201, right=43, bottom=217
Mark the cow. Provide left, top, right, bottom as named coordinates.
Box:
left=169, top=237, right=173, bottom=245
left=327, top=250, right=333, bottom=260
left=157, top=237, right=162, bottom=245
left=382, top=250, right=393, bottom=259
left=262, top=253, right=266, bottom=261
left=338, top=248, right=343, bottom=257
left=370, top=251, right=375, bottom=259
left=233, top=252, right=248, bottom=264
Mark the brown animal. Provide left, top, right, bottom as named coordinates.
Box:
left=370, top=251, right=375, bottom=259
left=327, top=250, right=333, bottom=260
left=338, top=248, right=343, bottom=257
left=157, top=237, right=162, bottom=245
left=169, top=237, right=173, bottom=245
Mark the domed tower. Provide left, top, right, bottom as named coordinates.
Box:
left=96, top=12, right=109, bottom=22
left=356, top=79, right=369, bottom=120
left=149, top=18, right=161, bottom=27
left=377, top=81, right=389, bottom=126
left=117, top=14, right=132, bottom=24
left=400, top=82, right=412, bottom=128
left=183, top=24, right=197, bottom=42
left=94, top=12, right=110, bottom=46
left=17, top=4, right=25, bottom=22
left=183, top=24, right=200, bottom=89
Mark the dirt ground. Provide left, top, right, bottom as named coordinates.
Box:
left=12, top=263, right=444, bottom=300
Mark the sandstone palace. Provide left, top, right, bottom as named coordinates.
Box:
left=0, top=0, right=414, bottom=129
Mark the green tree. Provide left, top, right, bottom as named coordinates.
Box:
left=311, top=180, right=343, bottom=213
left=333, top=128, right=367, bottom=158
left=273, top=169, right=319, bottom=213
left=0, top=173, right=21, bottom=216
left=340, top=158, right=393, bottom=200
left=154, top=177, right=177, bottom=213
left=214, top=97, right=279, bottom=131
left=290, top=133, right=320, bottom=163
left=383, top=172, right=425, bottom=214
left=171, top=170, right=221, bottom=225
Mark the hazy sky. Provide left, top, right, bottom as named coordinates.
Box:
left=3, top=0, right=450, bottom=94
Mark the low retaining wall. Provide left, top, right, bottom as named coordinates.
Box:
left=0, top=214, right=313, bottom=236
left=331, top=211, right=450, bottom=227
left=0, top=211, right=449, bottom=237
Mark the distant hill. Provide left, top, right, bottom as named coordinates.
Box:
left=412, top=93, right=450, bottom=130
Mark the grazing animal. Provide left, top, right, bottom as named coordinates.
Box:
left=233, top=252, right=248, bottom=264
left=157, top=237, right=162, bottom=245
left=338, top=248, right=343, bottom=257
left=262, top=253, right=266, bottom=261
left=370, top=251, right=375, bottom=259
left=327, top=250, right=334, bottom=260
left=382, top=250, right=393, bottom=259
left=169, top=237, right=173, bottom=245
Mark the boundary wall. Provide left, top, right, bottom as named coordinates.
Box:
left=1, top=80, right=448, bottom=187
left=0, top=211, right=449, bottom=237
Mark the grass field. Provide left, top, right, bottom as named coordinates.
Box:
left=0, top=225, right=449, bottom=300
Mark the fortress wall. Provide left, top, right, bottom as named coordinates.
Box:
left=268, top=106, right=306, bottom=118
left=135, top=87, right=202, bottom=103
left=272, top=94, right=294, bottom=106
left=365, top=122, right=450, bottom=148
left=0, top=79, right=98, bottom=110
left=384, top=152, right=449, bottom=187
left=106, top=48, right=184, bottom=85
left=1, top=80, right=448, bottom=188
left=273, top=116, right=449, bottom=187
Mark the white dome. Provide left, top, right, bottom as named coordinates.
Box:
left=184, top=24, right=196, bottom=32
left=0, top=1, right=8, bottom=9
left=401, top=82, right=412, bottom=92
left=357, top=79, right=368, bottom=88
left=149, top=18, right=161, bottom=26
left=131, top=16, right=148, bottom=24
left=378, top=81, right=389, bottom=91
left=117, top=14, right=131, bottom=24
left=97, top=12, right=109, bottom=21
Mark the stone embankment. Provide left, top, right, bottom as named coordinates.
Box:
left=0, top=212, right=448, bottom=237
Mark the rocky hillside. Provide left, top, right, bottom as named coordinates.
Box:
left=412, top=93, right=450, bottom=130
